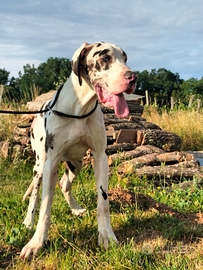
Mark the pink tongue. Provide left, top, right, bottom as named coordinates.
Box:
left=113, top=93, right=129, bottom=118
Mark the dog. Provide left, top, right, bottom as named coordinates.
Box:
left=20, top=42, right=137, bottom=258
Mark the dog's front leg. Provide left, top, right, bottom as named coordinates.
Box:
left=93, top=152, right=118, bottom=248
left=20, top=158, right=58, bottom=258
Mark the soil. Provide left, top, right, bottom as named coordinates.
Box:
left=108, top=187, right=203, bottom=224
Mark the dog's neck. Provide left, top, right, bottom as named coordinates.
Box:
left=54, top=72, right=98, bottom=117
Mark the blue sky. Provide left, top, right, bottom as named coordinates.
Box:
left=1, top=0, right=203, bottom=80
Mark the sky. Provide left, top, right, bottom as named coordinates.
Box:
left=1, top=0, right=203, bottom=81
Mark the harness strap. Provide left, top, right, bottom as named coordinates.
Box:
left=51, top=100, right=98, bottom=119
left=0, top=83, right=99, bottom=119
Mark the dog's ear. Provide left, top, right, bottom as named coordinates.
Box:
left=71, top=43, right=94, bottom=86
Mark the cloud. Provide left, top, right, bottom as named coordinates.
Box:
left=0, top=0, right=202, bottom=80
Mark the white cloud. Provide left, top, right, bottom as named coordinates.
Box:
left=0, top=0, right=202, bottom=80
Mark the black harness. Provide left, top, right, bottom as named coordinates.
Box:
left=0, top=83, right=98, bottom=119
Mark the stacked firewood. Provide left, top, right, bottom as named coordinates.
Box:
left=1, top=90, right=202, bottom=183
left=90, top=101, right=202, bottom=183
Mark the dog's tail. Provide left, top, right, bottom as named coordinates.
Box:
left=22, top=182, right=34, bottom=201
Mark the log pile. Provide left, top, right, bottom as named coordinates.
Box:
left=1, top=90, right=202, bottom=182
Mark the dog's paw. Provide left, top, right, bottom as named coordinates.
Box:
left=98, top=227, right=118, bottom=249
left=20, top=239, right=43, bottom=259
left=72, top=208, right=86, bottom=216
left=22, top=219, right=32, bottom=229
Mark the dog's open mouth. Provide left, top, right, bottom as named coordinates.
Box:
left=95, top=83, right=135, bottom=118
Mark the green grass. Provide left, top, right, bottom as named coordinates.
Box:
left=1, top=158, right=203, bottom=269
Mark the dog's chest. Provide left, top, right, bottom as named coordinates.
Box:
left=54, top=120, right=93, bottom=160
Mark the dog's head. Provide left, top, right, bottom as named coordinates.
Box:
left=71, top=42, right=137, bottom=118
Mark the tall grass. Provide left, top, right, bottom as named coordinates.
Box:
left=0, top=103, right=22, bottom=142
left=143, top=106, right=203, bottom=151
left=21, top=84, right=41, bottom=104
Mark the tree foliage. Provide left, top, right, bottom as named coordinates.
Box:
left=0, top=68, right=10, bottom=85
left=136, top=68, right=184, bottom=105
left=1, top=57, right=72, bottom=102
left=19, top=57, right=72, bottom=101
left=1, top=60, right=203, bottom=106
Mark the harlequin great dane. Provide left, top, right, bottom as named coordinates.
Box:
left=20, top=42, right=137, bottom=258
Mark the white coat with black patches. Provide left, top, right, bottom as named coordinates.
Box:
left=20, top=42, right=137, bottom=258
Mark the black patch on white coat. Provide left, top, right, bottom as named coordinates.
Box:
left=66, top=161, right=76, bottom=173
left=95, top=61, right=101, bottom=72
left=45, top=130, right=55, bottom=153
left=44, top=118, right=47, bottom=129
left=99, top=49, right=110, bottom=57
left=100, top=185, right=107, bottom=200
left=85, top=65, right=89, bottom=75
left=93, top=50, right=101, bottom=57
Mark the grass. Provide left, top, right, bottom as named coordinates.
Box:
left=1, top=104, right=203, bottom=269
left=1, top=158, right=203, bottom=269
left=143, top=106, right=203, bottom=151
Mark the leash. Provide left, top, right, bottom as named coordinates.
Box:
left=0, top=83, right=99, bottom=119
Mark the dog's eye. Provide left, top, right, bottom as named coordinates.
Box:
left=103, top=55, right=111, bottom=62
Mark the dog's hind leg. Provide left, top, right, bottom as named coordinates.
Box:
left=23, top=115, right=46, bottom=229
left=59, top=161, right=86, bottom=215
left=23, top=151, right=45, bottom=228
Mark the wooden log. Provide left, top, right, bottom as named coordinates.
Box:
left=100, top=103, right=144, bottom=114
left=128, top=115, right=146, bottom=122
left=156, top=152, right=195, bottom=163
left=139, top=121, right=161, bottom=130
left=126, top=100, right=141, bottom=106
left=104, top=115, right=147, bottom=126
left=106, top=123, right=143, bottom=130
left=105, top=143, right=137, bottom=155
left=26, top=90, right=56, bottom=111
left=117, top=152, right=198, bottom=174
left=135, top=162, right=201, bottom=180
left=142, top=129, right=182, bottom=152
left=104, top=118, right=132, bottom=125
left=118, top=153, right=160, bottom=173
left=108, top=145, right=165, bottom=165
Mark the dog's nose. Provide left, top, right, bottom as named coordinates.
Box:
left=124, top=71, right=137, bottom=82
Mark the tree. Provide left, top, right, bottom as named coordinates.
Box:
left=19, top=64, right=37, bottom=101
left=19, top=57, right=72, bottom=101
left=175, top=77, right=203, bottom=106
left=135, top=70, right=153, bottom=96
left=2, top=76, right=21, bottom=101
left=135, top=68, right=183, bottom=105
left=35, top=57, right=72, bottom=93
left=0, top=68, right=10, bottom=85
